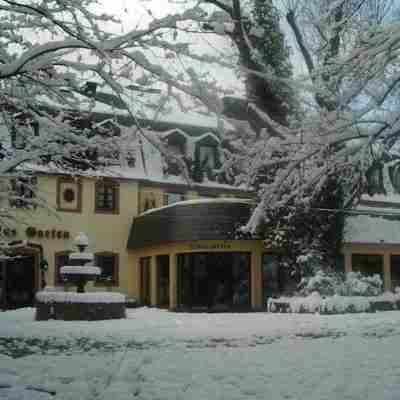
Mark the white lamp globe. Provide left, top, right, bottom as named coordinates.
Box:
left=74, top=232, right=89, bottom=248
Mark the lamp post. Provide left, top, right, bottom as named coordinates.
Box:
left=40, top=259, right=48, bottom=289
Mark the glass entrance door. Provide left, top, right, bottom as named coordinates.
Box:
left=177, top=252, right=250, bottom=310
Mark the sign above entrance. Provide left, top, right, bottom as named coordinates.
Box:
left=25, top=227, right=70, bottom=240
left=190, top=242, right=232, bottom=250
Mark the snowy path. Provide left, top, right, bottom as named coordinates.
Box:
left=1, top=308, right=400, bottom=399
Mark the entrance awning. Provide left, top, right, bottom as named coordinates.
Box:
left=127, top=198, right=254, bottom=249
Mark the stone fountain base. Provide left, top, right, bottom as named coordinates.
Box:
left=35, top=292, right=126, bottom=321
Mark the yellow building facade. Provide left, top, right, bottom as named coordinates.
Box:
left=4, top=173, right=398, bottom=311
left=340, top=198, right=400, bottom=292
left=2, top=173, right=273, bottom=311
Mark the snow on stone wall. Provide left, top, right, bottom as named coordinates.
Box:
left=35, top=292, right=125, bottom=304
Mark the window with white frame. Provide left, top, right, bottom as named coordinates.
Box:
left=95, top=180, right=119, bottom=214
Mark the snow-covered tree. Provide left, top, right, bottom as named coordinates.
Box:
left=0, top=0, right=225, bottom=232
left=4, top=0, right=400, bottom=283
left=203, top=0, right=298, bottom=126
left=229, top=0, right=400, bottom=278
left=193, top=0, right=400, bottom=279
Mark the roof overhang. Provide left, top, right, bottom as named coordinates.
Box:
left=127, top=199, right=254, bottom=250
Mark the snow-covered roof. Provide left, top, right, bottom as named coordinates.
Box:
left=74, top=85, right=235, bottom=134
left=344, top=213, right=400, bottom=244
left=161, top=129, right=220, bottom=144
left=342, top=177, right=400, bottom=244
left=5, top=84, right=245, bottom=192
left=361, top=193, right=400, bottom=204
left=344, top=200, right=400, bottom=244
left=15, top=108, right=245, bottom=192
left=139, top=197, right=253, bottom=217
left=128, top=197, right=255, bottom=249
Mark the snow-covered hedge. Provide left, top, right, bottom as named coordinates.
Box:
left=36, top=291, right=125, bottom=304
left=298, top=271, right=341, bottom=296
left=268, top=291, right=400, bottom=314
left=299, top=271, right=383, bottom=297
left=342, top=272, right=382, bottom=296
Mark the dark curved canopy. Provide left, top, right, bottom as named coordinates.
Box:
left=127, top=200, right=254, bottom=249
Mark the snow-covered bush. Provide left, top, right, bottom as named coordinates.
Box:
left=296, top=252, right=324, bottom=276
left=298, top=270, right=342, bottom=296
left=298, top=270, right=383, bottom=297
left=290, top=291, right=322, bottom=313
left=342, top=272, right=383, bottom=297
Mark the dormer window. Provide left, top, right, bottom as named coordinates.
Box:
left=10, top=177, right=37, bottom=208
left=193, top=133, right=220, bottom=182
left=162, top=130, right=188, bottom=176
left=11, top=119, right=39, bottom=150
left=83, top=81, right=97, bottom=96
left=390, top=163, right=400, bottom=194
left=199, top=145, right=216, bottom=170
left=169, top=144, right=183, bottom=155
left=163, top=131, right=186, bottom=156
left=366, top=162, right=385, bottom=195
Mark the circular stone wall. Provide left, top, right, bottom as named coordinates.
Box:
left=35, top=292, right=126, bottom=321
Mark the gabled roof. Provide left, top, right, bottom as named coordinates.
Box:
left=5, top=83, right=246, bottom=192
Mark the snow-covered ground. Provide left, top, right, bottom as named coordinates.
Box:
left=1, top=308, right=400, bottom=399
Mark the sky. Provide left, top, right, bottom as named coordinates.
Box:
left=96, top=0, right=307, bottom=90
left=100, top=0, right=241, bottom=91
left=93, top=0, right=261, bottom=98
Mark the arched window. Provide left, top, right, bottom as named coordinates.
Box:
left=95, top=252, right=119, bottom=286
left=54, top=251, right=71, bottom=285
